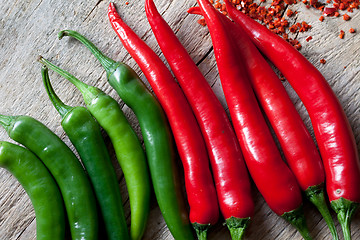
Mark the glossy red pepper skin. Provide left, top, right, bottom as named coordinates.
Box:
left=196, top=1, right=313, bottom=239
left=224, top=2, right=360, bottom=238
left=145, top=0, right=253, bottom=228
left=188, top=6, right=324, bottom=192
left=108, top=3, right=215, bottom=240
left=188, top=7, right=339, bottom=239
left=196, top=0, right=303, bottom=216
left=225, top=1, right=360, bottom=203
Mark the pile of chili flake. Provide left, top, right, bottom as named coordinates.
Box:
left=198, top=0, right=359, bottom=49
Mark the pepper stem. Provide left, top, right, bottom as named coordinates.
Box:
left=305, top=184, right=339, bottom=240
left=192, top=223, right=209, bottom=240
left=331, top=197, right=359, bottom=240
left=58, top=30, right=116, bottom=73
left=38, top=56, right=100, bottom=106
left=225, top=217, right=250, bottom=240
left=0, top=114, right=16, bottom=134
left=281, top=206, right=312, bottom=240
left=41, top=66, right=73, bottom=118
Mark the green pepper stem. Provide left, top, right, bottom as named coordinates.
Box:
left=0, top=114, right=16, bottom=134
left=41, top=66, right=73, bottom=118
left=225, top=217, right=250, bottom=240
left=331, top=197, right=359, bottom=240
left=281, top=206, right=312, bottom=240
left=305, top=184, right=339, bottom=240
left=58, top=30, right=116, bottom=73
left=192, top=223, right=209, bottom=240
left=38, top=56, right=100, bottom=105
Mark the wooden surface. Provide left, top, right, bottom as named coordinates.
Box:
left=0, top=0, right=359, bottom=239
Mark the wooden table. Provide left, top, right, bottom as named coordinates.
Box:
left=0, top=0, right=359, bottom=239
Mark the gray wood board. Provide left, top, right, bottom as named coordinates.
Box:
left=0, top=0, right=359, bottom=239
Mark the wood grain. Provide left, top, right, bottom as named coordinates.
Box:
left=0, top=0, right=359, bottom=239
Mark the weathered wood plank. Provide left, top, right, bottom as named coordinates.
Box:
left=0, top=0, right=359, bottom=239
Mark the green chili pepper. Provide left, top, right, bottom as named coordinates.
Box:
left=0, top=141, right=65, bottom=240
left=58, top=30, right=194, bottom=240
left=39, top=56, right=151, bottom=240
left=41, top=66, right=130, bottom=240
left=0, top=114, right=98, bottom=240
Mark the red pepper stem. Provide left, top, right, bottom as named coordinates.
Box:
left=192, top=223, right=210, bottom=240
left=41, top=66, right=73, bottom=118
left=38, top=57, right=100, bottom=106
left=281, top=206, right=312, bottom=240
left=305, top=184, right=339, bottom=240
left=58, top=30, right=116, bottom=73
left=225, top=217, right=250, bottom=240
left=331, top=198, right=359, bottom=240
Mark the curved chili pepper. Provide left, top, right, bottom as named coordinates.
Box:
left=195, top=1, right=312, bottom=239
left=188, top=6, right=338, bottom=239
left=41, top=66, right=130, bottom=240
left=107, top=3, right=219, bottom=239
left=145, top=1, right=254, bottom=239
left=225, top=2, right=360, bottom=239
left=0, top=114, right=98, bottom=240
left=56, top=29, right=209, bottom=240
left=0, top=141, right=65, bottom=240
left=39, top=57, right=151, bottom=240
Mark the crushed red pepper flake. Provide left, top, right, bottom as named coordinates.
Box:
left=349, top=28, right=356, bottom=33
left=306, top=36, right=313, bottom=41
left=125, top=1, right=129, bottom=5
left=320, top=59, right=326, bottom=64
left=339, top=30, right=345, bottom=38
left=195, top=0, right=359, bottom=49
left=197, top=18, right=207, bottom=26
left=343, top=13, right=351, bottom=20
left=286, top=9, right=294, bottom=16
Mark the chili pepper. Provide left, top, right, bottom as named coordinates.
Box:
left=38, top=56, right=151, bottom=240
left=0, top=114, right=98, bottom=240
left=195, top=1, right=312, bottom=239
left=145, top=1, right=253, bottom=239
left=108, top=3, right=224, bottom=239
left=189, top=6, right=338, bottom=239
left=57, top=29, right=206, bottom=240
left=41, top=66, right=130, bottom=240
left=107, top=3, right=212, bottom=240
left=0, top=141, right=65, bottom=240
left=225, top=2, right=360, bottom=239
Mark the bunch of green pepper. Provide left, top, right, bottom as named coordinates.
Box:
left=0, top=29, right=194, bottom=240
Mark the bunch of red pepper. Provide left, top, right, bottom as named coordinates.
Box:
left=105, top=1, right=360, bottom=239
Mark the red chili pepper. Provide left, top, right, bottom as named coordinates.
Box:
left=107, top=3, right=217, bottom=240
left=189, top=6, right=339, bottom=239
left=195, top=1, right=311, bottom=239
left=145, top=0, right=254, bottom=239
left=225, top=1, right=360, bottom=239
